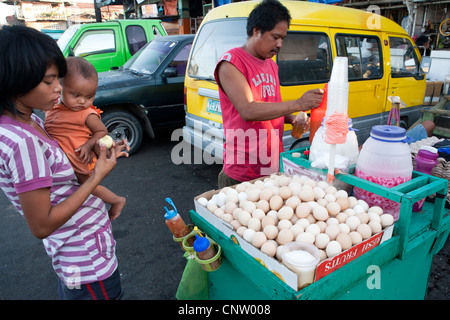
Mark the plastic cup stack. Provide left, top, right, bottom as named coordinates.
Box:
left=326, top=56, right=349, bottom=118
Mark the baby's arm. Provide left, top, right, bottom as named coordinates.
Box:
left=76, top=113, right=108, bottom=164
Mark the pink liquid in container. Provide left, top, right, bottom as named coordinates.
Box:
left=353, top=125, right=412, bottom=221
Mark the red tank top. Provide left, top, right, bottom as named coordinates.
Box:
left=214, top=47, right=284, bottom=182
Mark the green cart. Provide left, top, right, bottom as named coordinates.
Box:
left=188, top=149, right=449, bottom=300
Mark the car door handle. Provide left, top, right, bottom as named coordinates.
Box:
left=111, top=66, right=119, bottom=70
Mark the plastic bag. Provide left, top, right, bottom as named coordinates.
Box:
left=176, top=258, right=209, bottom=300
left=291, top=112, right=310, bottom=139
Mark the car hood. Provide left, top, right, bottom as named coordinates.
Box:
left=97, top=69, right=154, bottom=91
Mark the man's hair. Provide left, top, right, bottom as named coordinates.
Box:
left=246, top=0, right=291, bottom=37
left=0, top=25, right=67, bottom=115
left=63, top=57, right=98, bottom=83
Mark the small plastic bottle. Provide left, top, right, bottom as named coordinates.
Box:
left=193, top=234, right=220, bottom=271
left=413, top=146, right=439, bottom=212
left=309, top=83, right=328, bottom=144
left=164, top=197, right=191, bottom=247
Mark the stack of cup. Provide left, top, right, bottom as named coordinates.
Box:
left=326, top=57, right=349, bottom=118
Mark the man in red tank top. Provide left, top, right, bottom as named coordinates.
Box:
left=214, top=0, right=324, bottom=188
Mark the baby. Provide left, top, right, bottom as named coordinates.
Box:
left=45, top=57, right=126, bottom=220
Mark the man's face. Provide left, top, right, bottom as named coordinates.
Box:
left=252, top=20, right=288, bottom=60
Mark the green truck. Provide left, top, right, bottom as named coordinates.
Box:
left=57, top=19, right=167, bottom=72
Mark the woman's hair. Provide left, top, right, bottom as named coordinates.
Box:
left=246, top=0, right=291, bottom=37
left=0, top=25, right=67, bottom=114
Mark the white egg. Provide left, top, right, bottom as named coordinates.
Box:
left=324, top=193, right=337, bottom=203
left=348, top=196, right=358, bottom=208
left=325, top=224, right=340, bottom=240
left=232, top=207, right=243, bottom=220
left=246, top=188, right=260, bottom=202
left=276, top=245, right=285, bottom=261
left=357, top=223, right=372, bottom=239
left=299, top=188, right=315, bottom=202
left=305, top=223, right=321, bottom=236
left=222, top=213, right=233, bottom=223
left=261, top=215, right=276, bottom=229
left=307, top=201, right=320, bottom=210
left=317, top=198, right=328, bottom=207
left=295, top=203, right=311, bottom=219
left=353, top=204, right=365, bottom=214
left=248, top=217, right=262, bottom=231
left=269, top=195, right=284, bottom=211
left=336, top=197, right=350, bottom=211
left=338, top=223, right=350, bottom=234
left=243, top=228, right=256, bottom=242
left=313, top=187, right=326, bottom=200
left=325, top=186, right=337, bottom=194
left=346, top=215, right=361, bottom=231
left=295, top=231, right=315, bottom=244
left=356, top=199, right=369, bottom=212
left=356, top=212, right=370, bottom=224
left=224, top=201, right=237, bottom=214
left=380, top=214, right=394, bottom=228
left=225, top=193, right=239, bottom=204
left=306, top=213, right=317, bottom=224
left=368, top=212, right=381, bottom=223
left=317, top=180, right=329, bottom=190
left=267, top=210, right=279, bottom=224
left=315, top=220, right=327, bottom=233
left=260, top=188, right=274, bottom=201
left=335, top=212, right=348, bottom=224
left=349, top=231, right=362, bottom=245
left=336, top=233, right=352, bottom=250
left=369, top=220, right=382, bottom=234
left=326, top=217, right=339, bottom=225
left=326, top=201, right=341, bottom=217
left=334, top=190, right=348, bottom=199
left=230, top=219, right=241, bottom=230
left=290, top=224, right=304, bottom=237
left=242, top=200, right=256, bottom=214
left=236, top=226, right=247, bottom=237
left=237, top=210, right=252, bottom=226
left=285, top=196, right=301, bottom=209
left=260, top=241, right=277, bottom=257
left=251, top=231, right=267, bottom=248
left=214, top=208, right=225, bottom=218
left=263, top=224, right=279, bottom=240
left=326, top=240, right=342, bottom=258
left=343, top=208, right=356, bottom=216
left=277, top=219, right=293, bottom=230
left=368, top=206, right=384, bottom=216
left=256, top=200, right=270, bottom=214
left=197, top=197, right=208, bottom=207
left=277, top=206, right=294, bottom=221
left=296, top=218, right=310, bottom=230
left=207, top=203, right=218, bottom=213
left=238, top=192, right=248, bottom=203
left=276, top=228, right=294, bottom=245
left=312, top=206, right=329, bottom=221
left=315, top=233, right=330, bottom=249
left=216, top=192, right=227, bottom=207
left=252, top=208, right=266, bottom=220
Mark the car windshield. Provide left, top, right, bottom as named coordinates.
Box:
left=188, top=18, right=247, bottom=80
left=124, top=40, right=178, bottom=74
left=57, top=25, right=79, bottom=52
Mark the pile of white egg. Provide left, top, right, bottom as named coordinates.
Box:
left=197, top=173, right=395, bottom=263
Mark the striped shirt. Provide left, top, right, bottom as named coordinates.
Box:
left=0, top=114, right=117, bottom=286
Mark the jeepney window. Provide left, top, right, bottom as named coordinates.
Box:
left=188, top=19, right=247, bottom=80
left=126, top=25, right=147, bottom=56
left=73, top=29, right=115, bottom=57
left=388, top=37, right=420, bottom=78
left=278, top=32, right=331, bottom=85
left=335, top=34, right=383, bottom=80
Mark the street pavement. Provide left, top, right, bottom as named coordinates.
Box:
left=0, top=125, right=448, bottom=300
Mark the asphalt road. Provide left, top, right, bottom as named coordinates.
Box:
left=0, top=124, right=448, bottom=300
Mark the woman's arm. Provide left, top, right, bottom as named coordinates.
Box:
left=19, top=145, right=116, bottom=239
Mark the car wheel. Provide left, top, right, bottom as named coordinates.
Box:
left=102, top=111, right=143, bottom=155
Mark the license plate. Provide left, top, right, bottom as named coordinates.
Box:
left=206, top=99, right=221, bottom=115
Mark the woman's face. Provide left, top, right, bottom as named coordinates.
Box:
left=15, top=64, right=62, bottom=113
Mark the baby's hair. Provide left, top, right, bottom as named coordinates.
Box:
left=65, top=57, right=98, bottom=82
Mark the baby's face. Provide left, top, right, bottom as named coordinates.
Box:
left=61, top=74, right=97, bottom=112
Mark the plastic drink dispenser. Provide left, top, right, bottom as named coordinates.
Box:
left=353, top=125, right=412, bottom=221
left=412, top=146, right=439, bottom=212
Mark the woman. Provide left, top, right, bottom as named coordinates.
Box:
left=0, top=25, right=128, bottom=300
